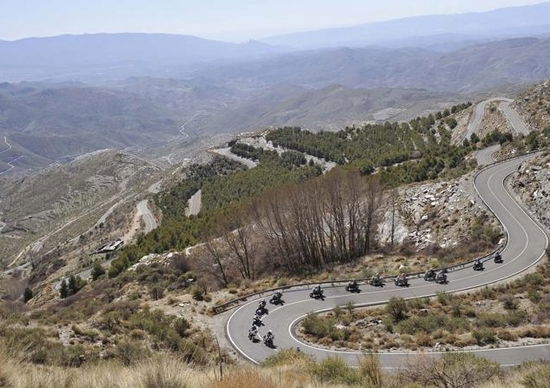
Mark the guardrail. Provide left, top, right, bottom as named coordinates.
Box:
left=212, top=150, right=543, bottom=315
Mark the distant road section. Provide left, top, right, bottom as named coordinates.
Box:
left=210, top=147, right=258, bottom=169
left=499, top=100, right=531, bottom=136
left=137, top=200, right=157, bottom=234
left=465, top=97, right=531, bottom=142
left=185, top=189, right=202, bottom=217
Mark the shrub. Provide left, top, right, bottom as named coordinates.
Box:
left=173, top=318, right=190, bottom=338
left=302, top=314, right=348, bottom=341
left=528, top=289, right=542, bottom=303
left=525, top=273, right=544, bottom=286
left=497, top=329, right=518, bottom=341
left=500, top=295, right=519, bottom=310
left=397, top=314, right=469, bottom=335
left=415, top=333, right=434, bottom=347
left=358, top=354, right=383, bottom=388
left=472, top=328, right=497, bottom=345
left=262, top=348, right=312, bottom=367
left=400, top=353, right=500, bottom=388
left=310, top=357, right=362, bottom=385
left=436, top=291, right=452, bottom=305
left=191, top=287, right=204, bottom=301
left=386, top=297, right=408, bottom=322
left=91, top=261, right=106, bottom=280
left=149, top=286, right=164, bottom=301
left=480, top=286, right=495, bottom=299
left=522, top=363, right=550, bottom=388
left=115, top=340, right=151, bottom=365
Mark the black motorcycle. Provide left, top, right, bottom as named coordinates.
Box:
left=270, top=292, right=284, bottom=305
left=345, top=282, right=360, bottom=293
left=369, top=277, right=384, bottom=287
left=310, top=287, right=324, bottom=300
left=394, top=276, right=409, bottom=287
left=263, top=335, right=275, bottom=348
left=253, top=316, right=263, bottom=327
left=435, top=272, right=448, bottom=284
left=424, top=270, right=436, bottom=281
left=473, top=261, right=484, bottom=271
left=248, top=330, right=259, bottom=342
left=494, top=253, right=503, bottom=264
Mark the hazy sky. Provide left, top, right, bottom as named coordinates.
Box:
left=0, top=0, right=547, bottom=41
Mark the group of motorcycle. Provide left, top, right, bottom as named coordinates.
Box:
left=248, top=291, right=284, bottom=347
left=248, top=253, right=504, bottom=346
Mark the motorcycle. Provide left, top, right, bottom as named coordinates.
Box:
left=424, top=270, right=436, bottom=281
left=253, top=315, right=263, bottom=327
left=256, top=301, right=269, bottom=316
left=345, top=282, right=360, bottom=293
left=256, top=307, right=268, bottom=316
left=435, top=272, right=448, bottom=284
left=473, top=260, right=484, bottom=271
left=310, top=287, right=324, bottom=299
left=494, top=253, right=503, bottom=264
left=263, top=334, right=275, bottom=348
left=369, top=277, right=384, bottom=287
left=270, top=292, right=284, bottom=305
left=248, top=329, right=259, bottom=342
left=394, top=275, right=409, bottom=287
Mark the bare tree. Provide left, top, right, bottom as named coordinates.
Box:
left=200, top=239, right=229, bottom=287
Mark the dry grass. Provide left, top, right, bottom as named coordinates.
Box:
left=1, top=344, right=548, bottom=388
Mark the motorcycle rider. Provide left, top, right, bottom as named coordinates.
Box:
left=436, top=270, right=447, bottom=283
left=313, top=285, right=322, bottom=295
left=396, top=273, right=408, bottom=286
left=347, top=280, right=358, bottom=290
left=249, top=325, right=258, bottom=340
left=264, top=330, right=274, bottom=346
left=253, top=314, right=262, bottom=326
left=259, top=300, right=267, bottom=309
left=425, top=269, right=436, bottom=280
left=473, top=259, right=483, bottom=270
left=371, top=273, right=383, bottom=286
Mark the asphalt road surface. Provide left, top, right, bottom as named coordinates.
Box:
left=226, top=153, right=549, bottom=368
left=137, top=199, right=157, bottom=234
left=499, top=100, right=531, bottom=136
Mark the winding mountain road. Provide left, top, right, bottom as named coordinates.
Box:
left=225, top=153, right=549, bottom=368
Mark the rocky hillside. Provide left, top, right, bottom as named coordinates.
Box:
left=510, top=152, right=550, bottom=231
left=0, top=150, right=161, bottom=268
left=512, top=80, right=550, bottom=130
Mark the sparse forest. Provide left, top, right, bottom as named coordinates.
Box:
left=110, top=105, right=480, bottom=280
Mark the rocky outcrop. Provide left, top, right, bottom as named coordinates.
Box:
left=510, top=153, right=550, bottom=231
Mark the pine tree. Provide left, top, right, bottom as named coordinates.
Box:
left=23, top=287, right=33, bottom=303
left=68, top=275, right=77, bottom=296
left=91, top=261, right=105, bottom=280
left=60, top=280, right=69, bottom=298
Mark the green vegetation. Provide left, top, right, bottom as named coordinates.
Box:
left=299, top=261, right=550, bottom=350
left=109, top=104, right=478, bottom=278
left=109, top=154, right=320, bottom=277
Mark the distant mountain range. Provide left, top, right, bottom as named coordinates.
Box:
left=0, top=33, right=281, bottom=82
left=199, top=37, right=550, bottom=93
left=1, top=3, right=550, bottom=173
left=262, top=2, right=550, bottom=49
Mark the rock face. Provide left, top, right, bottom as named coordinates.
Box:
left=378, top=172, right=499, bottom=249
left=513, top=80, right=550, bottom=130
left=510, top=153, right=550, bottom=231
